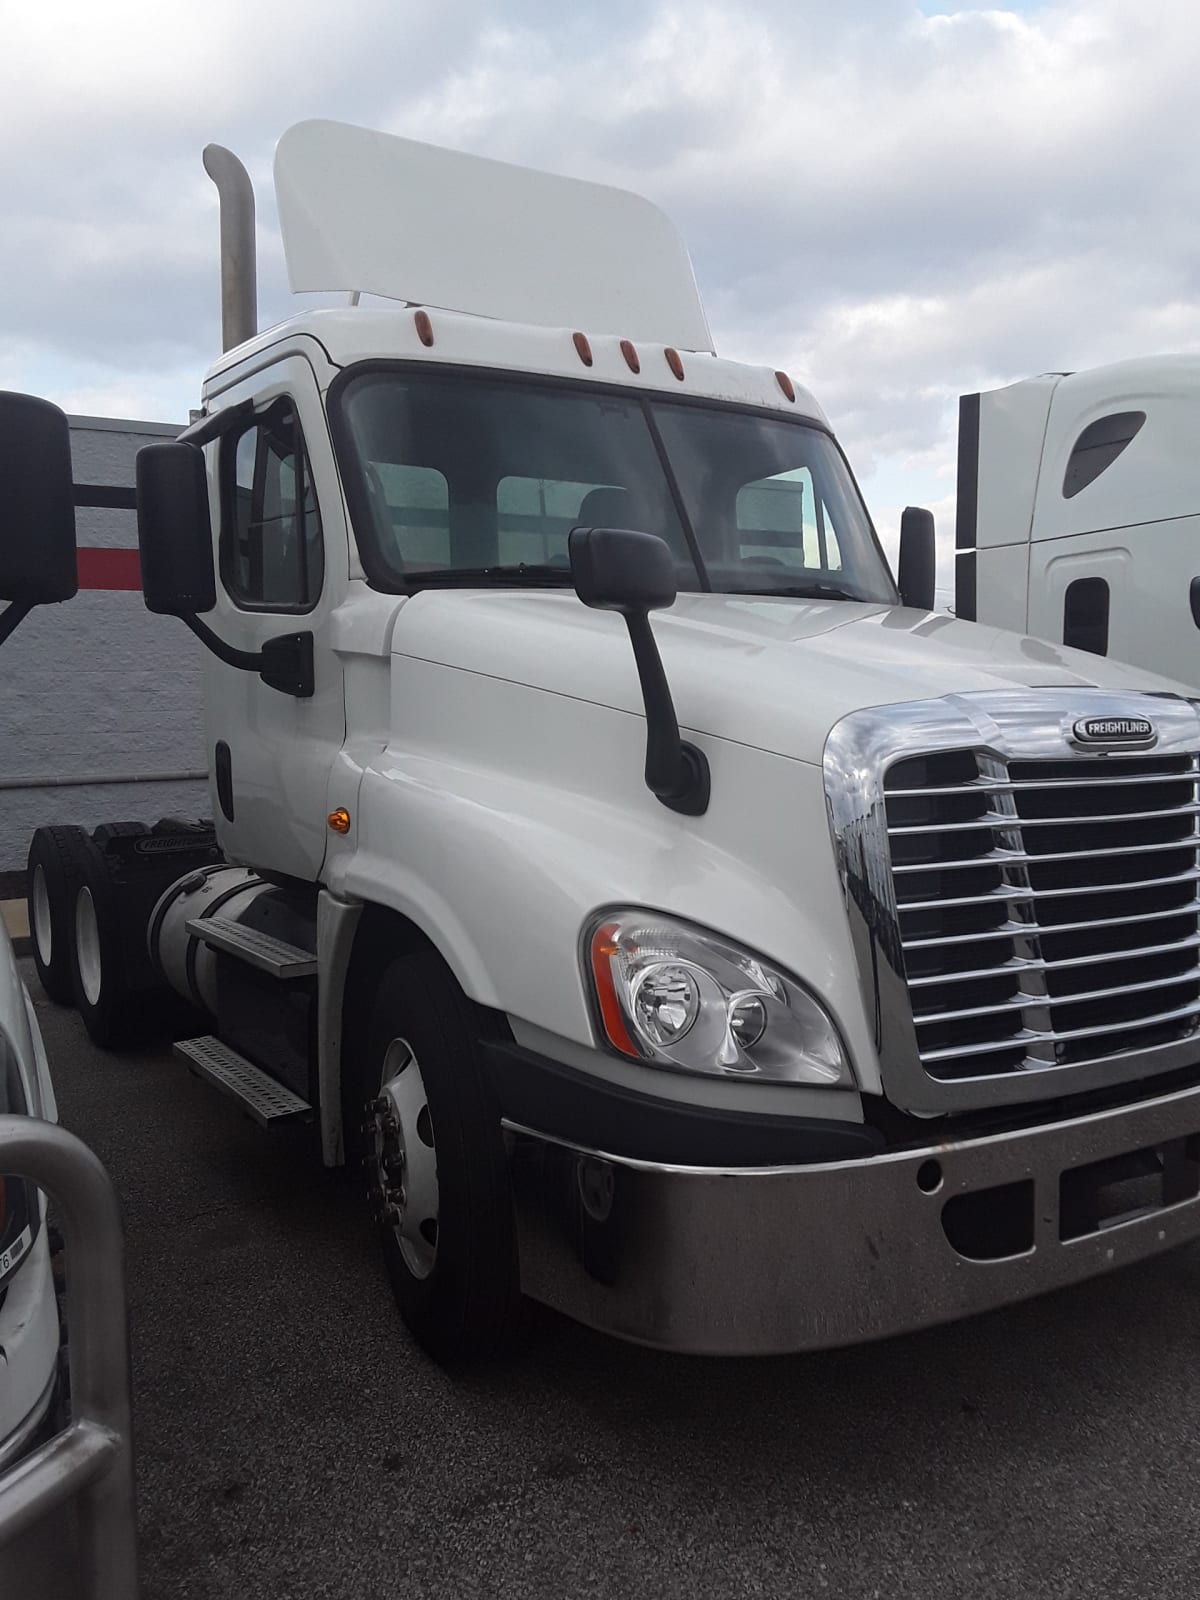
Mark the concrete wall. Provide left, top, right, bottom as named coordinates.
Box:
left=1, top=415, right=210, bottom=872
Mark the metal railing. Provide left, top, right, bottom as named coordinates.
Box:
left=0, top=1116, right=138, bottom=1598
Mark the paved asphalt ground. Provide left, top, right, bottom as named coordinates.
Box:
left=25, top=958, right=1200, bottom=1600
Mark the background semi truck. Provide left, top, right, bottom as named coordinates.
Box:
left=955, top=354, right=1200, bottom=689
left=25, top=120, right=1200, bottom=1364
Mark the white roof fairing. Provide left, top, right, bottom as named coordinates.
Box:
left=274, top=120, right=714, bottom=353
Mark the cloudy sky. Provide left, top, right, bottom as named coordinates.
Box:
left=3, top=0, right=1199, bottom=592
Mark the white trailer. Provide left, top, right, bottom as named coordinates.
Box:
left=956, top=355, right=1200, bottom=688
left=27, top=122, right=1200, bottom=1363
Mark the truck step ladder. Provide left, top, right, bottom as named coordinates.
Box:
left=173, top=1036, right=313, bottom=1128
left=185, top=914, right=317, bottom=978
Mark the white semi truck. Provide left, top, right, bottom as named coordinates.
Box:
left=30, top=120, right=1200, bottom=1362
left=0, top=396, right=75, bottom=1466
left=956, top=355, right=1200, bottom=688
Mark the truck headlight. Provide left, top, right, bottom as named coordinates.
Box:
left=585, top=912, right=853, bottom=1086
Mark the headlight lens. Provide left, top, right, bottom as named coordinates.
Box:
left=586, top=913, right=853, bottom=1086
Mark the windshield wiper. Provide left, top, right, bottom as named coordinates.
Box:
left=406, top=563, right=572, bottom=589
left=744, top=581, right=862, bottom=602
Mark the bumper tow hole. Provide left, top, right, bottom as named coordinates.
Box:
left=916, top=1159, right=942, bottom=1194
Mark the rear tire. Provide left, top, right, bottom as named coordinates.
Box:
left=68, top=847, right=135, bottom=1048
left=26, top=826, right=93, bottom=1004
left=344, top=948, right=526, bottom=1364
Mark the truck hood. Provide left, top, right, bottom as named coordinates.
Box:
left=393, top=590, right=1195, bottom=766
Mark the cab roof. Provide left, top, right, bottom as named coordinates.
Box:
left=203, top=303, right=827, bottom=428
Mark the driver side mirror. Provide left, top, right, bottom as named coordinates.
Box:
left=135, top=441, right=217, bottom=616
left=0, top=391, right=77, bottom=646
left=897, top=505, right=936, bottom=610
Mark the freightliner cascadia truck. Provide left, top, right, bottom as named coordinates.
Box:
left=30, top=121, right=1200, bottom=1362
left=957, top=356, right=1200, bottom=693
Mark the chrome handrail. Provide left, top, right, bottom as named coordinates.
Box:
left=0, top=1116, right=138, bottom=1598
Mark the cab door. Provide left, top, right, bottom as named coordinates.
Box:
left=202, top=353, right=347, bottom=881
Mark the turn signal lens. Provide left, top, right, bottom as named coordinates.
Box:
left=327, top=808, right=351, bottom=835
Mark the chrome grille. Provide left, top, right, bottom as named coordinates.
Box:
left=884, top=748, right=1200, bottom=1082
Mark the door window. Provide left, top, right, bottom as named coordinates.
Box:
left=222, top=399, right=324, bottom=611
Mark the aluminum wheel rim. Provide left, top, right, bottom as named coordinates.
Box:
left=368, top=1038, right=439, bottom=1280
left=75, top=886, right=102, bottom=1008
left=32, top=865, right=53, bottom=968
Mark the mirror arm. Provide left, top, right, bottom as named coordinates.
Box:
left=624, top=611, right=710, bottom=816
left=179, top=612, right=315, bottom=699
left=181, top=610, right=262, bottom=672
left=0, top=600, right=34, bottom=649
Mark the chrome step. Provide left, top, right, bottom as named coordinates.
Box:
left=174, top=1036, right=312, bottom=1128
left=185, top=914, right=317, bottom=978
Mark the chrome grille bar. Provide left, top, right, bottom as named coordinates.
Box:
left=907, top=930, right=1200, bottom=986
left=916, top=970, right=1200, bottom=1026
left=892, top=837, right=1200, bottom=872
left=889, top=803, right=1200, bottom=835
left=886, top=771, right=1199, bottom=797
left=920, top=995, right=1200, bottom=1063
left=898, top=865, right=1200, bottom=913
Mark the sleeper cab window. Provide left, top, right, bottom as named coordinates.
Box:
left=221, top=399, right=324, bottom=611
left=1062, top=411, right=1146, bottom=499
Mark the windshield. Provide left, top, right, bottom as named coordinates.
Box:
left=332, top=368, right=898, bottom=603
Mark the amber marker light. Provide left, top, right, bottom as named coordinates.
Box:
left=572, top=331, right=594, bottom=366
left=664, top=347, right=685, bottom=381
left=414, top=310, right=434, bottom=347
left=327, top=807, right=352, bottom=835
left=590, top=921, right=640, bottom=1058
left=775, top=370, right=796, bottom=402
left=620, top=339, right=640, bottom=374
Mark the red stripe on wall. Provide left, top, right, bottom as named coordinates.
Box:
left=77, top=547, right=142, bottom=591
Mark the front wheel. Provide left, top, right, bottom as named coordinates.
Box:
left=344, top=949, right=526, bottom=1363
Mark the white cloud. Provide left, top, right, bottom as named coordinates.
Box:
left=2, top=0, right=1199, bottom=605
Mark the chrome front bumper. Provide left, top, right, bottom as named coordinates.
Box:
left=504, top=1079, right=1200, bottom=1355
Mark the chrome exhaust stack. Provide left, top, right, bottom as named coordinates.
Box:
left=202, top=144, right=257, bottom=352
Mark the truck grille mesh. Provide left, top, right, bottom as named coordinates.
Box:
left=884, top=749, right=1200, bottom=1081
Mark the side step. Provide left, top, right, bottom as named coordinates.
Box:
left=174, top=1036, right=313, bottom=1128
left=185, top=914, right=317, bottom=978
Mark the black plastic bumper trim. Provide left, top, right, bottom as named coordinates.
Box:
left=483, top=1041, right=884, bottom=1167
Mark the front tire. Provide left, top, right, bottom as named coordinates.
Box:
left=344, top=949, right=526, bottom=1363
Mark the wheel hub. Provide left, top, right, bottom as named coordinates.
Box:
left=365, top=1038, right=439, bottom=1279
left=75, top=885, right=102, bottom=1007
left=32, top=864, right=52, bottom=967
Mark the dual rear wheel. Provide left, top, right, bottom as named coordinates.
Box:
left=26, top=823, right=142, bottom=1044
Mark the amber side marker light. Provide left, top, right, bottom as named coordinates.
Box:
left=665, top=347, right=685, bottom=381
left=414, top=310, right=434, bottom=347
left=620, top=339, right=640, bottom=374
left=573, top=331, right=594, bottom=366
left=327, top=807, right=352, bottom=835
left=590, top=921, right=640, bottom=1058
left=775, top=370, right=796, bottom=402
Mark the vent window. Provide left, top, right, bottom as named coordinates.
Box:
left=1062, top=411, right=1146, bottom=499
